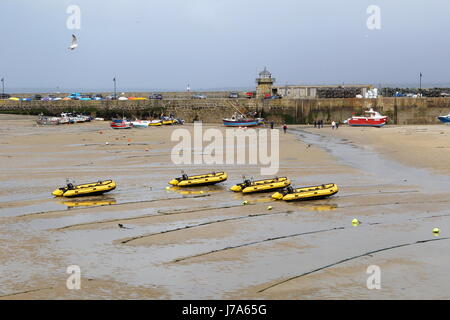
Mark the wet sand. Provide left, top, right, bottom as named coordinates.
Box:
left=1, top=114, right=450, bottom=299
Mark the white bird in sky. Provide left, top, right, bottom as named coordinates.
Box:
left=68, top=34, right=78, bottom=51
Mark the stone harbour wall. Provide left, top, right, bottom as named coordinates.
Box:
left=1, top=97, right=450, bottom=125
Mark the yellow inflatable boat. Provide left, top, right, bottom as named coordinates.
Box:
left=230, top=177, right=291, bottom=193
left=169, top=172, right=227, bottom=187
left=52, top=180, right=117, bottom=197
left=162, top=119, right=177, bottom=125
left=272, top=183, right=338, bottom=201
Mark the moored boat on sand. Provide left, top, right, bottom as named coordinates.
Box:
left=345, top=108, right=388, bottom=127
left=230, top=177, right=291, bottom=193
left=110, top=119, right=132, bottom=129
left=131, top=120, right=150, bottom=128
left=437, top=113, right=450, bottom=124
left=36, top=114, right=62, bottom=125
left=52, top=180, right=117, bottom=197
left=149, top=120, right=163, bottom=126
left=169, top=172, right=227, bottom=187
left=223, top=112, right=262, bottom=127
left=272, top=183, right=338, bottom=201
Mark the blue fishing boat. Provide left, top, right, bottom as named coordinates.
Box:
left=437, top=113, right=450, bottom=124
left=223, top=113, right=262, bottom=127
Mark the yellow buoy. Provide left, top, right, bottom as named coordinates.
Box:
left=242, top=200, right=248, bottom=205
left=267, top=206, right=273, bottom=210
left=433, top=228, right=440, bottom=236
left=352, top=218, right=360, bottom=226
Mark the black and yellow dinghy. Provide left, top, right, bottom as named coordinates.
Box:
left=169, top=172, right=227, bottom=187
left=272, top=183, right=338, bottom=201
left=52, top=180, right=117, bottom=198
left=162, top=119, right=177, bottom=125
left=230, top=177, right=291, bottom=193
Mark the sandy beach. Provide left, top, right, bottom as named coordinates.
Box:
left=1, top=114, right=450, bottom=299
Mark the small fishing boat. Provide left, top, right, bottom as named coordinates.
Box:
left=437, top=113, right=450, bottom=124
left=230, top=177, right=291, bottom=193
left=131, top=120, right=150, bottom=128
left=58, top=116, right=70, bottom=124
left=169, top=172, right=227, bottom=187
left=161, top=116, right=183, bottom=125
left=223, top=113, right=260, bottom=127
left=345, top=108, right=388, bottom=127
left=52, top=180, right=117, bottom=198
left=110, top=119, right=132, bottom=129
left=162, top=119, right=177, bottom=125
left=36, top=115, right=61, bottom=125
left=149, top=120, right=163, bottom=126
left=272, top=183, right=338, bottom=201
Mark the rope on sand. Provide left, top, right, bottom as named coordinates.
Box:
left=121, top=209, right=293, bottom=244
left=257, top=236, right=450, bottom=293
left=0, top=286, right=54, bottom=298
left=54, top=201, right=250, bottom=231
left=172, top=227, right=345, bottom=263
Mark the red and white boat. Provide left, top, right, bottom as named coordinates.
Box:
left=345, top=108, right=388, bottom=127
left=110, top=119, right=132, bottom=129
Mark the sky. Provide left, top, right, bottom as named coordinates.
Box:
left=0, top=0, right=449, bottom=92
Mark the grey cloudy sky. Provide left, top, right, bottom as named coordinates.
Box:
left=1, top=0, right=449, bottom=92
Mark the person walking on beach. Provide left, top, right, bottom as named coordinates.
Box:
left=331, top=121, right=336, bottom=130
left=314, top=120, right=317, bottom=128
left=270, top=121, right=274, bottom=129
left=283, top=124, right=287, bottom=134
left=336, top=121, right=339, bottom=129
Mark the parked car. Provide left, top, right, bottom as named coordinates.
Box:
left=192, top=94, right=207, bottom=99
left=229, top=92, right=239, bottom=98
left=92, top=94, right=104, bottom=101
left=149, top=93, right=163, bottom=100
left=106, top=94, right=118, bottom=100
left=32, top=94, right=42, bottom=101
left=128, top=97, right=147, bottom=100
left=0, top=93, right=11, bottom=99
left=42, top=94, right=57, bottom=101
left=78, top=95, right=92, bottom=101
left=266, top=95, right=282, bottom=100
left=245, top=92, right=255, bottom=99
left=21, top=97, right=32, bottom=102
left=118, top=96, right=128, bottom=101
left=67, top=93, right=81, bottom=100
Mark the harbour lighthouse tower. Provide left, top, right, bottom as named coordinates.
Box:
left=256, top=67, right=275, bottom=98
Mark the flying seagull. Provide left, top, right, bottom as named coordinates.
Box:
left=68, top=34, right=78, bottom=51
